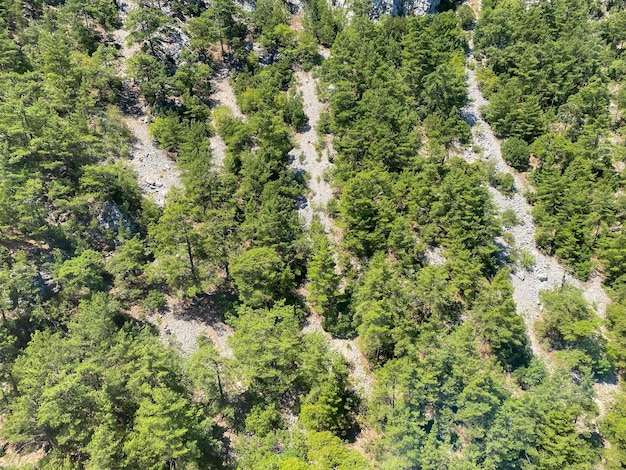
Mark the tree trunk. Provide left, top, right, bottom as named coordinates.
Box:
left=184, top=233, right=197, bottom=281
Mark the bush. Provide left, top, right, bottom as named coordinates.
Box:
left=519, top=249, right=536, bottom=271
left=149, top=111, right=183, bottom=152
left=457, top=4, right=476, bottom=30
left=143, top=289, right=165, bottom=312
left=230, top=247, right=295, bottom=307
left=501, top=209, right=519, bottom=227
left=493, top=172, right=515, bottom=196
left=502, top=137, right=530, bottom=171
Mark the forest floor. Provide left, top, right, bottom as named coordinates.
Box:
left=138, top=296, right=235, bottom=358
left=112, top=0, right=181, bottom=207
left=461, top=36, right=618, bottom=415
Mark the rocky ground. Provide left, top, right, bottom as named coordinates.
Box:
left=290, top=68, right=374, bottom=397
left=461, top=38, right=617, bottom=413
left=113, top=0, right=181, bottom=207
left=302, top=311, right=374, bottom=397
left=289, top=71, right=336, bottom=235
left=147, top=296, right=234, bottom=358
left=209, top=68, right=244, bottom=168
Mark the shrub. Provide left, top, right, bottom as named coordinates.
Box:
left=502, top=137, right=530, bottom=171
left=457, top=4, right=476, bottom=30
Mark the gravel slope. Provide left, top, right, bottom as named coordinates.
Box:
left=289, top=71, right=336, bottom=234
left=291, top=69, right=374, bottom=397
left=113, top=0, right=181, bottom=207
left=462, top=44, right=617, bottom=413
left=146, top=297, right=234, bottom=358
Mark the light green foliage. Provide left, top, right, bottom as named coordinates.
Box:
left=125, top=6, right=171, bottom=57
left=306, top=431, right=370, bottom=469
left=352, top=253, right=444, bottom=363
left=338, top=170, right=394, bottom=257
left=230, top=246, right=294, bottom=307
left=370, top=325, right=509, bottom=467
left=500, top=208, right=519, bottom=227
left=601, top=389, right=626, bottom=469
left=0, top=252, right=40, bottom=320
left=79, top=164, right=142, bottom=210
left=124, top=387, right=202, bottom=470
left=537, top=285, right=611, bottom=376
left=229, top=302, right=301, bottom=400
left=188, top=337, right=235, bottom=410
left=149, top=111, right=184, bottom=152
left=57, top=250, right=106, bottom=299
left=4, top=294, right=217, bottom=467
left=519, top=249, right=536, bottom=271
left=483, top=372, right=598, bottom=469
left=146, top=191, right=212, bottom=297
left=106, top=235, right=147, bottom=300
left=299, top=335, right=355, bottom=438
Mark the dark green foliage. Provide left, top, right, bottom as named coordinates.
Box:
left=229, top=302, right=301, bottom=400
left=1, top=1, right=622, bottom=468
left=471, top=270, right=530, bottom=369
left=307, top=222, right=341, bottom=321
left=4, top=294, right=219, bottom=468
left=230, top=247, right=295, bottom=308
left=322, top=13, right=467, bottom=178
left=303, top=0, right=343, bottom=47
left=457, top=4, right=475, bottom=30
left=501, top=137, right=530, bottom=171
left=476, top=0, right=622, bottom=278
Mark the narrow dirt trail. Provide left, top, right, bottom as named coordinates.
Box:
left=113, top=0, right=181, bottom=207
left=461, top=34, right=617, bottom=413
left=209, top=69, right=245, bottom=168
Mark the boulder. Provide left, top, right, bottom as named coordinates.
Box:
left=371, top=0, right=440, bottom=17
